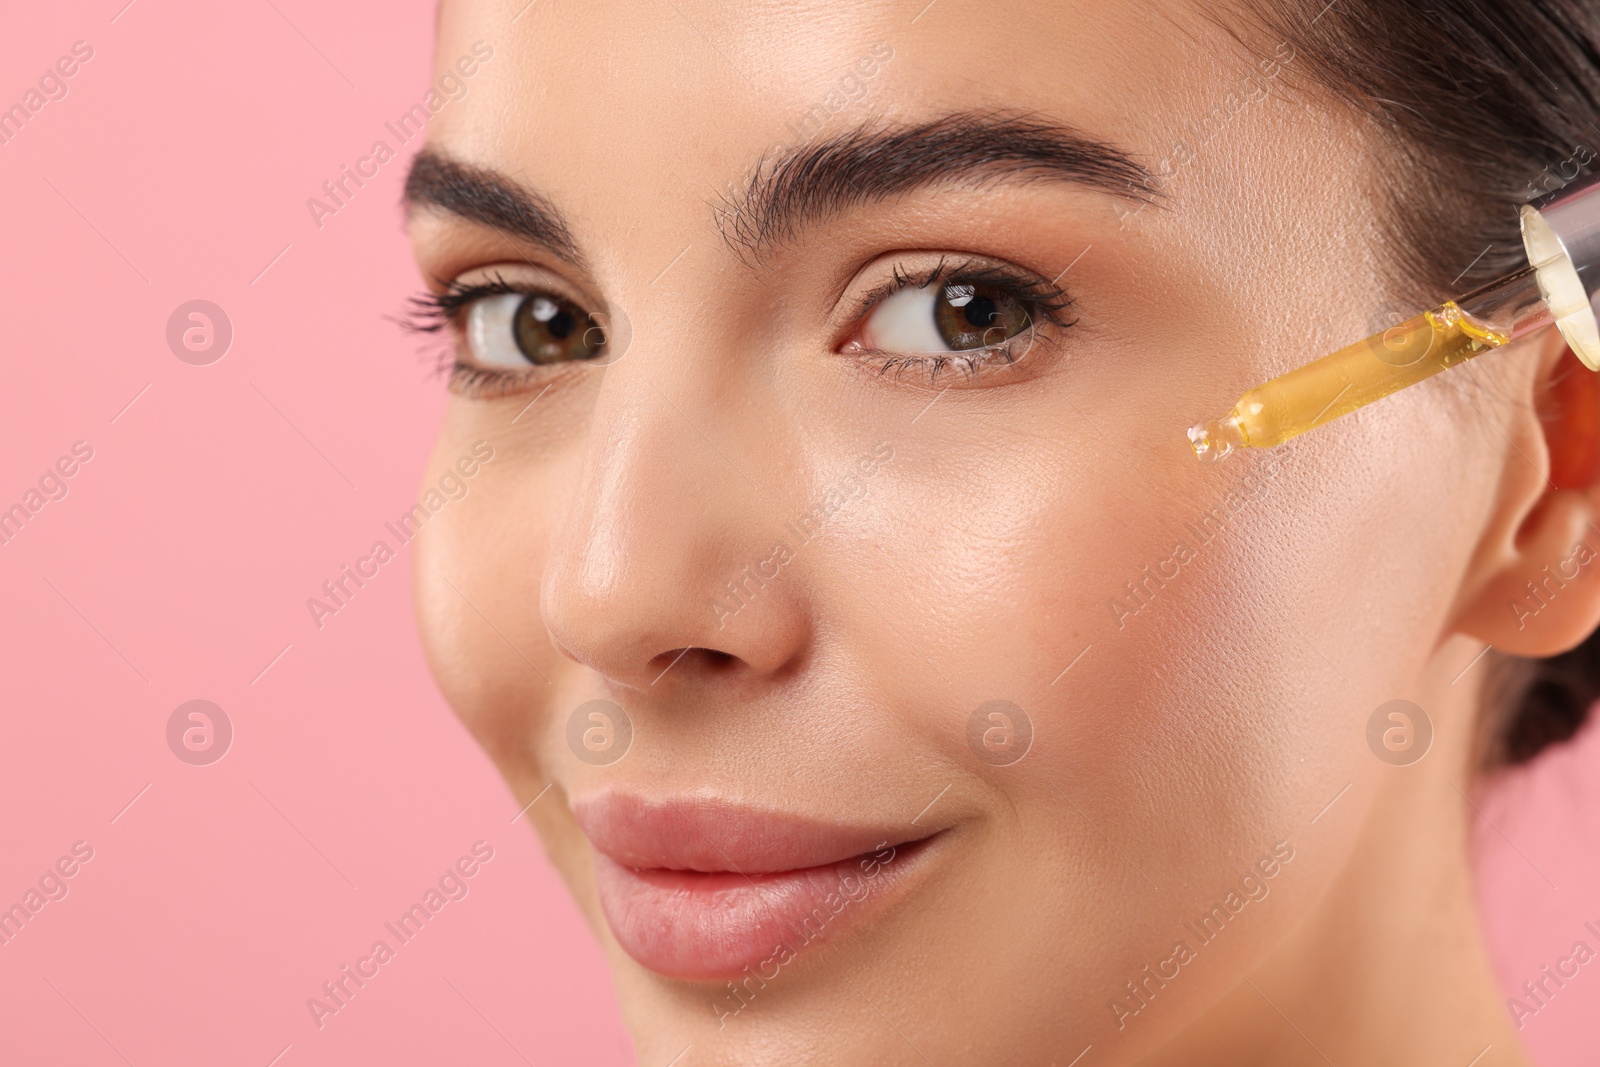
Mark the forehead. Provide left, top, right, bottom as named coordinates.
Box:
left=431, top=1, right=1255, bottom=214
left=422, top=0, right=1374, bottom=323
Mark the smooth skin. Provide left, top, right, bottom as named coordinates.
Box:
left=406, top=1, right=1600, bottom=1062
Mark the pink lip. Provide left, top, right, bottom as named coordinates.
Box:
left=572, top=793, right=939, bottom=979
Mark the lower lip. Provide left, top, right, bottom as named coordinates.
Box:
left=591, top=836, right=935, bottom=980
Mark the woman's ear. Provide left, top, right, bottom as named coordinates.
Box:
left=1454, top=329, right=1600, bottom=656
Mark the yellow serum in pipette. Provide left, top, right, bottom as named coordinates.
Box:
left=1188, top=302, right=1511, bottom=459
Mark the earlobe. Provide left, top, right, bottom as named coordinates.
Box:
left=1455, top=338, right=1600, bottom=656
left=1461, top=491, right=1600, bottom=655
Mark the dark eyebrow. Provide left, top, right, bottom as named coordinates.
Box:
left=404, top=150, right=586, bottom=268
left=716, top=109, right=1156, bottom=262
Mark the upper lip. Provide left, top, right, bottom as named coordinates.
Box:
left=571, top=792, right=929, bottom=875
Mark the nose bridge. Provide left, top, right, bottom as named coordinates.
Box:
left=539, top=346, right=804, bottom=683
left=561, top=388, right=684, bottom=607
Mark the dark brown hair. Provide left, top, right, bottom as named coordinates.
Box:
left=1230, top=0, right=1600, bottom=767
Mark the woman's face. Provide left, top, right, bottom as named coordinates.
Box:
left=408, top=0, right=1505, bottom=1060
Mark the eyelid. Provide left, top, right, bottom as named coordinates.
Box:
left=412, top=265, right=601, bottom=327
left=837, top=254, right=1075, bottom=339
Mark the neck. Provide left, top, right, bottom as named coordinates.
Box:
left=1141, top=635, right=1533, bottom=1067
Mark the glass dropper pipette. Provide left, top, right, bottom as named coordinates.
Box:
left=1188, top=170, right=1600, bottom=461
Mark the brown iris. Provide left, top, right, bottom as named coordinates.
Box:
left=934, top=283, right=1032, bottom=350
left=514, top=294, right=605, bottom=364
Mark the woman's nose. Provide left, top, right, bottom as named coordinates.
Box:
left=538, top=362, right=810, bottom=690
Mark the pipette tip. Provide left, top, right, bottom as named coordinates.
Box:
left=1187, top=415, right=1245, bottom=462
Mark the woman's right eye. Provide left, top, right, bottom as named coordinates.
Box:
left=464, top=291, right=607, bottom=368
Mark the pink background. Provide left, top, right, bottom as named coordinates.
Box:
left=0, top=2, right=1594, bottom=1063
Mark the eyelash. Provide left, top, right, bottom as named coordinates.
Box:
left=400, top=273, right=538, bottom=397
left=842, top=255, right=1078, bottom=383
left=400, top=257, right=1079, bottom=396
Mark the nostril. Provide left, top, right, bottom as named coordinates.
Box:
left=648, top=647, right=738, bottom=682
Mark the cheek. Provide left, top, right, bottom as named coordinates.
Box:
left=412, top=428, right=565, bottom=776
left=824, top=399, right=1458, bottom=994
left=413, top=417, right=616, bottom=932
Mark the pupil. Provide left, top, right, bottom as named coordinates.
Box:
left=964, top=296, right=1000, bottom=329
left=513, top=295, right=604, bottom=364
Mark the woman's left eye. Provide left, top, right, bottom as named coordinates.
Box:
left=856, top=280, right=1036, bottom=355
